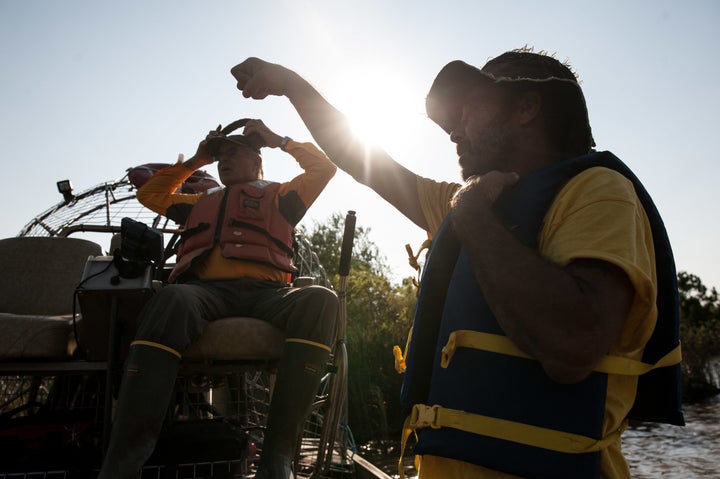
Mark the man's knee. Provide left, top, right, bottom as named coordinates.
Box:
left=290, top=285, right=339, bottom=344
left=150, top=284, right=190, bottom=306
left=137, top=286, right=185, bottom=325
left=307, top=284, right=339, bottom=302
left=135, top=284, right=200, bottom=348
left=302, top=285, right=339, bottom=316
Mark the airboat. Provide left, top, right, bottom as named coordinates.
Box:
left=0, top=165, right=392, bottom=479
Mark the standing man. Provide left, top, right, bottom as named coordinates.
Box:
left=230, top=49, right=682, bottom=479
left=98, top=119, right=338, bottom=479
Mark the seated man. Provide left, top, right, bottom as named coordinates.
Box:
left=98, top=119, right=339, bottom=479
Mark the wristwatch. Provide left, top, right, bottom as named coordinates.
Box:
left=279, top=136, right=292, bottom=151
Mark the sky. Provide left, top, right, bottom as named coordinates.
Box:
left=1, top=0, right=718, bottom=290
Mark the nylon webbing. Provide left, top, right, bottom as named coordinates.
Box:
left=398, top=416, right=417, bottom=479
left=441, top=330, right=681, bottom=376
left=407, top=403, right=624, bottom=454
left=393, top=326, right=413, bottom=374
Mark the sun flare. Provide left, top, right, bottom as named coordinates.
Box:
left=328, top=64, right=427, bottom=155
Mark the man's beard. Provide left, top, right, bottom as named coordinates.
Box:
left=458, top=115, right=514, bottom=180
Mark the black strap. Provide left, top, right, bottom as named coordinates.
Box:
left=229, top=219, right=295, bottom=257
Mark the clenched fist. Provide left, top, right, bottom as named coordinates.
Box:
left=231, top=57, right=294, bottom=99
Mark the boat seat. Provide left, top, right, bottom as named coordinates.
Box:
left=183, top=317, right=285, bottom=361
left=0, top=236, right=103, bottom=361
left=182, top=277, right=313, bottom=362
left=74, top=258, right=317, bottom=363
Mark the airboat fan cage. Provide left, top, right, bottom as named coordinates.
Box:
left=17, top=170, right=329, bottom=286
left=19, top=172, right=171, bottom=238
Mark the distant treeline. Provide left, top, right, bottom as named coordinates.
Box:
left=678, top=271, right=720, bottom=401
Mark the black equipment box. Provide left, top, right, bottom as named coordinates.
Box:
left=76, top=256, right=154, bottom=361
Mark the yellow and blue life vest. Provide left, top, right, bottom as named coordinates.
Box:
left=400, top=151, right=683, bottom=479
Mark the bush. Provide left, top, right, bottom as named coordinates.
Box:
left=678, top=272, right=720, bottom=400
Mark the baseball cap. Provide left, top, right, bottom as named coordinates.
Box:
left=204, top=118, right=265, bottom=155
left=426, top=50, right=593, bottom=150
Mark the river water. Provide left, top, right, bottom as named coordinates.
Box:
left=361, top=395, right=720, bottom=478
left=624, top=395, right=720, bottom=478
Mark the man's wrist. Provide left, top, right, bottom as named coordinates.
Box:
left=279, top=136, right=292, bottom=151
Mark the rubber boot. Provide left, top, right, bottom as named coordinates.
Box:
left=255, top=339, right=331, bottom=479
left=97, top=341, right=181, bottom=479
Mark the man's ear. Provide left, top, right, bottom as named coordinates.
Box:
left=514, top=90, right=542, bottom=126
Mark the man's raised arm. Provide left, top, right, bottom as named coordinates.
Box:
left=231, top=57, right=429, bottom=231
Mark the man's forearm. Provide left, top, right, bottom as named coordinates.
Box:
left=450, top=188, right=631, bottom=384
left=233, top=58, right=429, bottom=227
left=181, top=155, right=209, bottom=172
left=136, top=163, right=195, bottom=215
left=283, top=71, right=372, bottom=183
left=281, top=70, right=428, bottom=229
left=454, top=206, right=600, bottom=381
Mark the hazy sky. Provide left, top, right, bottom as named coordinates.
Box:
left=1, top=0, right=718, bottom=289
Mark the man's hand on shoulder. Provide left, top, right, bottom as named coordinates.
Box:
left=450, top=171, right=519, bottom=226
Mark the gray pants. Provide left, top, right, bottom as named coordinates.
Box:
left=134, top=278, right=339, bottom=353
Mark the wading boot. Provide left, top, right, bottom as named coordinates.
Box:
left=97, top=341, right=181, bottom=479
left=255, top=339, right=331, bottom=479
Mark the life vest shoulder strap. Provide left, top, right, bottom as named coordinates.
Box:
left=441, top=330, right=682, bottom=376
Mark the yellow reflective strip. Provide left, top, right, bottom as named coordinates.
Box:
left=130, top=340, right=182, bottom=359
left=285, top=337, right=332, bottom=353
left=408, top=404, right=623, bottom=454
left=442, top=330, right=682, bottom=376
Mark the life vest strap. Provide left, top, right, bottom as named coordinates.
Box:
left=441, top=330, right=682, bottom=376
left=393, top=326, right=413, bottom=374
left=405, top=238, right=432, bottom=290
left=406, top=403, right=624, bottom=455
left=398, top=415, right=420, bottom=479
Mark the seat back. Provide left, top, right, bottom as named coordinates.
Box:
left=0, top=236, right=103, bottom=360
left=0, top=236, right=103, bottom=315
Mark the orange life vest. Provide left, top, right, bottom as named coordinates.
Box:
left=169, top=180, right=297, bottom=283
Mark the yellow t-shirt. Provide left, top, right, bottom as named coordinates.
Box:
left=415, top=166, right=657, bottom=479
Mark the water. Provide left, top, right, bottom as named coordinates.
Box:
left=624, top=395, right=720, bottom=478
left=361, top=395, right=720, bottom=478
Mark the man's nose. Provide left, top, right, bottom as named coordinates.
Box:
left=450, top=128, right=464, bottom=144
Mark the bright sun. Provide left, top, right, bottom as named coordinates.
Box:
left=327, top=64, right=427, bottom=155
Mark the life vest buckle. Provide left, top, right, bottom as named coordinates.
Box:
left=409, top=404, right=442, bottom=430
